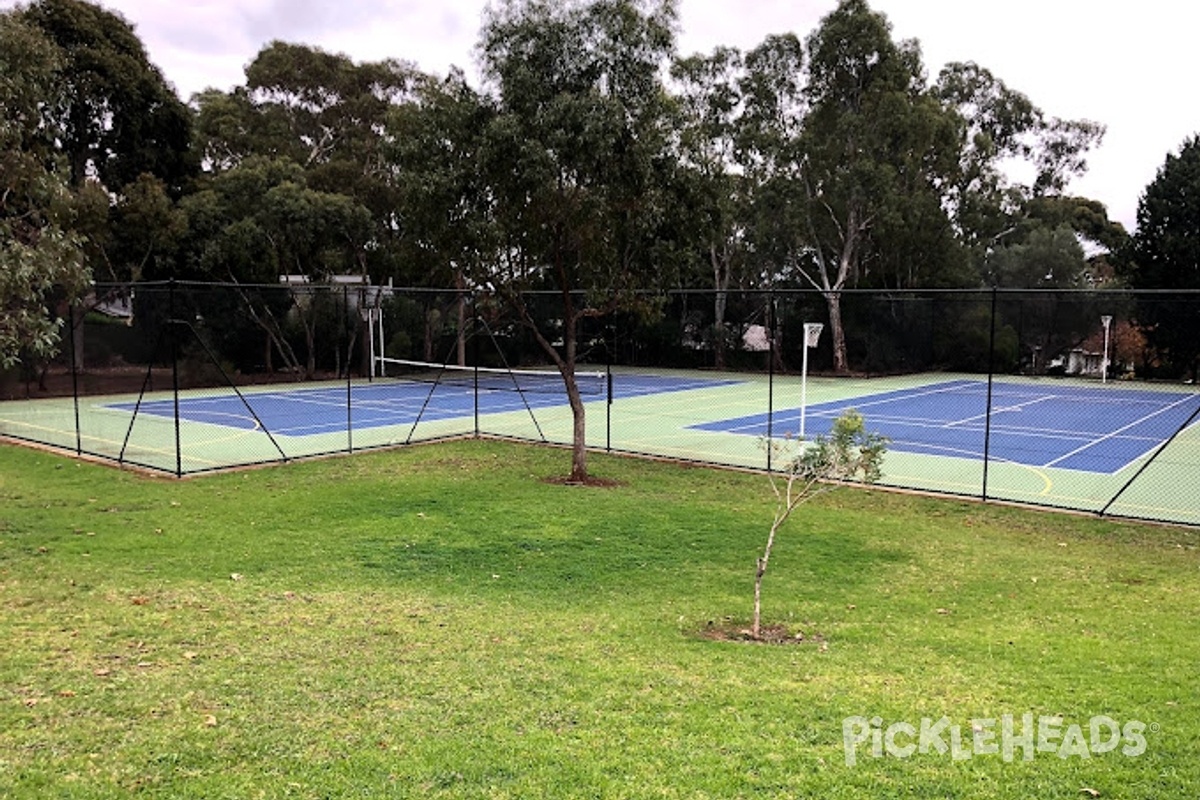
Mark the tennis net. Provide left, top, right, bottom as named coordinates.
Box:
left=375, top=357, right=608, bottom=396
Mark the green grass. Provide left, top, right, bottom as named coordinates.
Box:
left=1, top=439, right=1198, bottom=798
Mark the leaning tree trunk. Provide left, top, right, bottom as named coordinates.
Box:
left=564, top=372, right=588, bottom=482
left=522, top=293, right=591, bottom=484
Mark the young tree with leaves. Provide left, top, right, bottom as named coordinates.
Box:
left=753, top=410, right=886, bottom=640
left=477, top=0, right=690, bottom=482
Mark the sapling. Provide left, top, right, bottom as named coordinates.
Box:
left=753, top=409, right=887, bottom=639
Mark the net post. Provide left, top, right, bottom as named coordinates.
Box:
left=981, top=286, right=998, bottom=501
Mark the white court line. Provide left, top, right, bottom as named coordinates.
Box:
left=739, top=381, right=982, bottom=432
left=800, top=411, right=1100, bottom=442
left=715, top=405, right=1171, bottom=447
left=1042, top=393, right=1200, bottom=468
left=943, top=395, right=1056, bottom=428
left=824, top=380, right=982, bottom=413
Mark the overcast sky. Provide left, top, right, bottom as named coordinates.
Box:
left=5, top=0, right=1198, bottom=231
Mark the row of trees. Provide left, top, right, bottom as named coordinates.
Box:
left=3, top=0, right=1198, bottom=479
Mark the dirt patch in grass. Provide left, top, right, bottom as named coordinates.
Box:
left=541, top=475, right=625, bottom=488
left=694, top=620, right=827, bottom=646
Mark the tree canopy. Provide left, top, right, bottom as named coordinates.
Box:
left=19, top=0, right=194, bottom=194
left=1126, top=136, right=1200, bottom=379
left=11, top=0, right=1177, bottom=419
left=0, top=11, right=90, bottom=369
left=475, top=0, right=692, bottom=480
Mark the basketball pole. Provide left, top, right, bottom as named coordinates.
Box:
left=1101, top=315, right=1113, bottom=383
left=800, top=322, right=823, bottom=438
left=367, top=306, right=376, bottom=379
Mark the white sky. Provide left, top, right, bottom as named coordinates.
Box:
left=4, top=0, right=1198, bottom=231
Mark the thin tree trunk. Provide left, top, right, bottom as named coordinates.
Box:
left=70, top=302, right=86, bottom=373
left=455, top=270, right=467, bottom=367
left=301, top=305, right=317, bottom=381
left=712, top=244, right=729, bottom=370
left=506, top=283, right=591, bottom=483
left=827, top=291, right=849, bottom=373
left=235, top=285, right=302, bottom=376
left=423, top=305, right=436, bottom=363
left=753, top=505, right=785, bottom=639
left=563, top=315, right=588, bottom=482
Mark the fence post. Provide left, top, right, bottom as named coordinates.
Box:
left=766, top=291, right=775, bottom=473
left=346, top=284, right=353, bottom=455
left=472, top=296, right=480, bottom=439
left=605, top=323, right=613, bottom=453
left=169, top=279, right=182, bottom=478
left=980, top=286, right=998, bottom=501
left=68, top=298, right=82, bottom=456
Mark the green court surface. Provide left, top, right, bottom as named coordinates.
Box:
left=2, top=368, right=1197, bottom=526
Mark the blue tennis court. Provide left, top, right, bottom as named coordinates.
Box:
left=690, top=380, right=1200, bottom=475
left=109, top=372, right=742, bottom=438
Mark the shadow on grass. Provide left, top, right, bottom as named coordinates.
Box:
left=357, top=505, right=909, bottom=608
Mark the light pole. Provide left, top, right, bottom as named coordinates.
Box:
left=800, top=322, right=824, bottom=438
left=1101, top=315, right=1113, bottom=383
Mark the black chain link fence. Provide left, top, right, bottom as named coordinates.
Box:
left=2, top=281, right=1197, bottom=526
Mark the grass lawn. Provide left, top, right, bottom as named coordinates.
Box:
left=1, top=438, right=1198, bottom=798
